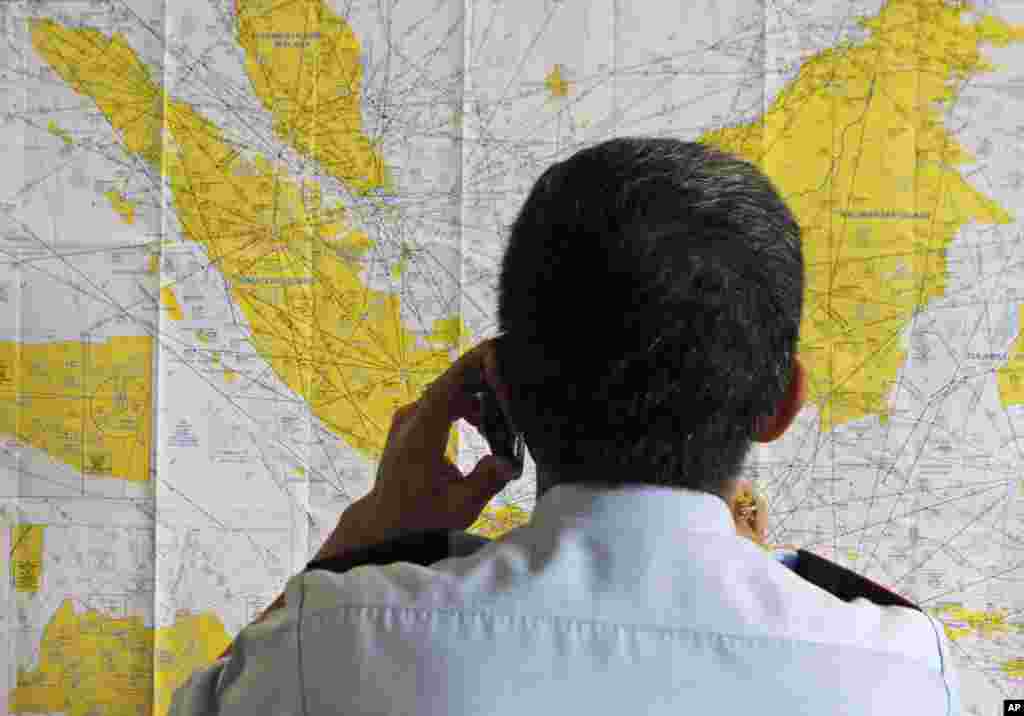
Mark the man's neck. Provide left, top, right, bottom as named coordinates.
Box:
left=534, top=462, right=737, bottom=508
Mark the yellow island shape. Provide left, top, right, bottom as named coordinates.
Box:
left=9, top=598, right=230, bottom=716
left=31, top=11, right=472, bottom=472
left=702, top=0, right=1023, bottom=434
left=0, top=336, right=153, bottom=482
left=234, top=0, right=389, bottom=196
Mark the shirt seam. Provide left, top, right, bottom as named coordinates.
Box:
left=296, top=597, right=943, bottom=670
left=924, top=614, right=954, bottom=716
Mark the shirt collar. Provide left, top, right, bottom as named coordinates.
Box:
left=529, top=463, right=737, bottom=537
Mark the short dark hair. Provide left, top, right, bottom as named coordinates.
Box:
left=494, top=137, right=804, bottom=501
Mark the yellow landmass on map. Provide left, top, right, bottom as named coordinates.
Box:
left=46, top=120, right=72, bottom=147
left=992, top=304, right=1024, bottom=409
left=545, top=64, right=570, bottom=98
left=31, top=18, right=469, bottom=468
left=161, top=286, right=183, bottom=320
left=31, top=0, right=1024, bottom=473
left=391, top=257, right=407, bottom=280
left=701, top=0, right=1022, bottom=433
left=9, top=598, right=230, bottom=716
left=928, top=602, right=1012, bottom=643
left=0, top=337, right=152, bottom=482
left=9, top=524, right=44, bottom=593
left=467, top=502, right=531, bottom=539
left=104, top=190, right=135, bottom=224
left=32, top=25, right=162, bottom=166
left=1003, top=658, right=1024, bottom=679
left=234, top=0, right=388, bottom=195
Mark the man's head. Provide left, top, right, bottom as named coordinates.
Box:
left=482, top=136, right=806, bottom=505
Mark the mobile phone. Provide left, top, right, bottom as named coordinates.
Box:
left=463, top=370, right=525, bottom=473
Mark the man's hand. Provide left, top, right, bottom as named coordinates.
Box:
left=361, top=337, right=522, bottom=540
left=731, top=479, right=769, bottom=547
left=219, top=341, right=521, bottom=660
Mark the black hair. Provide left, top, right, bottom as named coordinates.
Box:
left=494, top=136, right=804, bottom=501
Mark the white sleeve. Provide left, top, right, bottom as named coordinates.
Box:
left=168, top=576, right=307, bottom=716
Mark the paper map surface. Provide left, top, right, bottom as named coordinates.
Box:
left=2, top=1, right=1024, bottom=713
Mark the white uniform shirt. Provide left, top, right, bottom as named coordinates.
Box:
left=170, top=480, right=961, bottom=715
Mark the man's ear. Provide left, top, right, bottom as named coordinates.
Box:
left=753, top=355, right=807, bottom=443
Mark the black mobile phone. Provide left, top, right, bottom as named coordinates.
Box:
left=463, top=370, right=525, bottom=474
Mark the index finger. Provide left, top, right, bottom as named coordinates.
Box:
left=416, top=337, right=498, bottom=446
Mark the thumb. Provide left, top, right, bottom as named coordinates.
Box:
left=456, top=456, right=516, bottom=517
left=475, top=455, right=520, bottom=489
left=492, top=455, right=522, bottom=482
